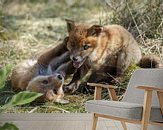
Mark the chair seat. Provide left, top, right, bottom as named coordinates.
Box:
left=85, top=100, right=163, bottom=123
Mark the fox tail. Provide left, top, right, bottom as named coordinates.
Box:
left=138, top=55, right=163, bottom=68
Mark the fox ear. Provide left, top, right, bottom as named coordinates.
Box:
left=65, top=19, right=75, bottom=33
left=87, top=25, right=103, bottom=36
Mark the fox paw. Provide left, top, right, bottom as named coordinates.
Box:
left=63, top=83, right=78, bottom=93
left=56, top=99, right=69, bottom=104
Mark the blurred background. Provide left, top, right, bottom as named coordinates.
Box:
left=0, top=0, right=162, bottom=113
left=0, top=0, right=162, bottom=66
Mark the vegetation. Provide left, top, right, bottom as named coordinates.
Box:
left=0, top=123, right=19, bottom=130
left=0, top=0, right=162, bottom=113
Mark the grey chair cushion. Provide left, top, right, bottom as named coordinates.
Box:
left=85, top=100, right=163, bottom=123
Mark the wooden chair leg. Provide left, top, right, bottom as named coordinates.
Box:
left=157, top=91, right=163, bottom=114
left=94, top=86, right=102, bottom=100
left=121, top=121, right=127, bottom=130
left=108, top=88, right=118, bottom=101
left=92, top=113, right=98, bottom=130
left=141, top=90, right=152, bottom=130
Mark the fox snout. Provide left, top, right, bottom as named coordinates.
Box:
left=70, top=55, right=83, bottom=62
left=70, top=55, right=86, bottom=68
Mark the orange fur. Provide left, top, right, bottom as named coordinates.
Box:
left=11, top=60, right=66, bottom=102
left=65, top=20, right=162, bottom=92
left=66, top=20, right=142, bottom=75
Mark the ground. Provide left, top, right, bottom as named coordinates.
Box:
left=0, top=0, right=162, bottom=113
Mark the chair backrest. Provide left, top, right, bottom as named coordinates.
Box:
left=122, top=69, right=163, bottom=107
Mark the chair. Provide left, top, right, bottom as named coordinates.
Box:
left=85, top=69, right=163, bottom=130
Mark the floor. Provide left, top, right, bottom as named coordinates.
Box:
left=0, top=113, right=125, bottom=130
left=1, top=114, right=162, bottom=130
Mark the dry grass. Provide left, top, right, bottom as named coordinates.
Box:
left=104, top=0, right=163, bottom=57
left=0, top=0, right=101, bottom=66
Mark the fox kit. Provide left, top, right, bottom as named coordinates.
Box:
left=37, top=37, right=91, bottom=93
left=66, top=19, right=142, bottom=75
left=11, top=60, right=68, bottom=103
left=139, top=55, right=162, bottom=68
left=65, top=20, right=162, bottom=91
left=37, top=40, right=75, bottom=78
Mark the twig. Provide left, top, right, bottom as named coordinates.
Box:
left=147, top=44, right=157, bottom=53
left=42, top=106, right=70, bottom=113
left=157, top=20, right=163, bottom=30
left=106, top=72, right=121, bottom=85
left=0, top=91, right=15, bottom=94
left=156, top=43, right=162, bottom=61
left=105, top=0, right=116, bottom=11
left=118, top=94, right=124, bottom=101
left=126, top=3, right=146, bottom=45
left=28, top=107, right=38, bottom=113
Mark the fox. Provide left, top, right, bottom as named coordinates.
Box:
left=64, top=19, right=162, bottom=91
left=11, top=36, right=90, bottom=101
left=37, top=37, right=77, bottom=78
left=11, top=59, right=68, bottom=103
left=65, top=19, right=141, bottom=75
left=65, top=19, right=163, bottom=72
left=37, top=37, right=91, bottom=93
left=37, top=36, right=117, bottom=93
left=139, top=55, right=163, bottom=68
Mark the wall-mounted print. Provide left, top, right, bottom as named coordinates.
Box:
left=0, top=0, right=162, bottom=130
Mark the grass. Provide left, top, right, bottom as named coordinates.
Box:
left=0, top=80, right=94, bottom=113
left=0, top=0, right=102, bottom=65
left=0, top=0, right=101, bottom=113
left=2, top=93, right=93, bottom=113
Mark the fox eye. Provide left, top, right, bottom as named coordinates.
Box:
left=83, top=44, right=89, bottom=50
left=71, top=43, right=75, bottom=48
left=42, top=80, right=49, bottom=84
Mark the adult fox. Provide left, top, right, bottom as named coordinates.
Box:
left=65, top=19, right=162, bottom=88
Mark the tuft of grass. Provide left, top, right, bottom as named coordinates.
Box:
left=1, top=94, right=93, bottom=113
left=116, top=64, right=139, bottom=99
left=103, top=0, right=163, bottom=56
left=102, top=64, right=140, bottom=100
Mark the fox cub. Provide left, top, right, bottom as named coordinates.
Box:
left=11, top=38, right=73, bottom=103
left=11, top=59, right=68, bottom=103
left=66, top=19, right=141, bottom=75
left=37, top=37, right=91, bottom=93
left=65, top=19, right=162, bottom=75
left=63, top=19, right=162, bottom=92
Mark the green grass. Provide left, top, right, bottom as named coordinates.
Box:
left=0, top=79, right=94, bottom=113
